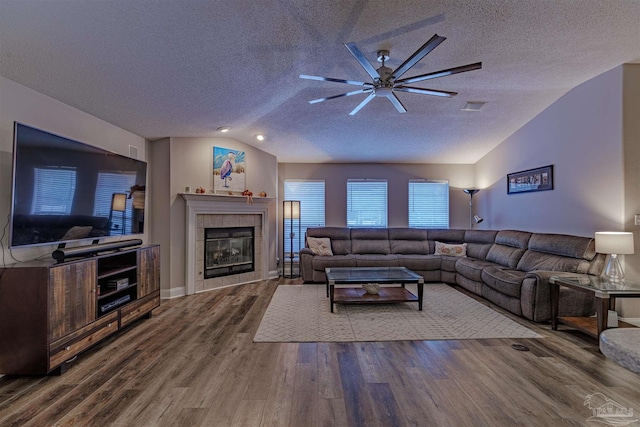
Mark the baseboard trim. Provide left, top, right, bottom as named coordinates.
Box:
left=622, top=317, right=640, bottom=327
left=161, top=287, right=186, bottom=299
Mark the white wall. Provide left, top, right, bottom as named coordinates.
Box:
left=0, top=76, right=148, bottom=263
left=475, top=66, right=625, bottom=235
left=150, top=136, right=278, bottom=298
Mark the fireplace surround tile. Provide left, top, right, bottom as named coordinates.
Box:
left=182, top=193, right=272, bottom=295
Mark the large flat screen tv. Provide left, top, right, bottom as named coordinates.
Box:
left=9, top=122, right=147, bottom=248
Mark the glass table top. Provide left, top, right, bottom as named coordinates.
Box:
left=550, top=275, right=640, bottom=295
left=325, top=267, right=423, bottom=283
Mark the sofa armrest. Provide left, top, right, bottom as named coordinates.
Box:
left=299, top=248, right=315, bottom=282
left=300, top=248, right=314, bottom=256
left=521, top=271, right=595, bottom=322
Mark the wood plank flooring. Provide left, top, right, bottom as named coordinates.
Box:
left=1, top=278, right=639, bottom=426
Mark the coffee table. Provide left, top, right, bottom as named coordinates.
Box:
left=549, top=275, right=640, bottom=338
left=325, top=267, right=424, bottom=313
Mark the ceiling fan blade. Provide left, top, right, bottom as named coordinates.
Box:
left=309, top=88, right=373, bottom=104
left=387, top=93, right=407, bottom=113
left=395, top=86, right=457, bottom=97
left=299, top=74, right=372, bottom=87
left=395, top=62, right=482, bottom=85
left=349, top=92, right=376, bottom=115
left=344, top=42, right=380, bottom=80
left=390, top=34, right=446, bottom=81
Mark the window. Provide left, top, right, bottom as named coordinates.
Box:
left=408, top=180, right=449, bottom=228
left=93, top=172, right=137, bottom=234
left=347, top=180, right=387, bottom=227
left=284, top=180, right=325, bottom=255
left=31, top=167, right=77, bottom=215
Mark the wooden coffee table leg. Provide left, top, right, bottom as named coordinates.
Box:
left=596, top=296, right=609, bottom=336
left=418, top=281, right=423, bottom=311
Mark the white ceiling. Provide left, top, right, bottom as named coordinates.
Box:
left=1, top=0, right=639, bottom=164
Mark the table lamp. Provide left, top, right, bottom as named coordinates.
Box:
left=595, top=231, right=635, bottom=282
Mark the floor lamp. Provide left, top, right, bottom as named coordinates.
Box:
left=110, top=193, right=127, bottom=235
left=463, top=189, right=483, bottom=229
left=283, top=200, right=301, bottom=278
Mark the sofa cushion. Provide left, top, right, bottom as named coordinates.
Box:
left=527, top=233, right=596, bottom=260
left=395, top=254, right=441, bottom=271
left=389, top=227, right=428, bottom=241
left=307, top=237, right=333, bottom=256
left=354, top=254, right=398, bottom=267
left=439, top=255, right=460, bottom=272
left=463, top=230, right=499, bottom=260
left=306, top=227, right=352, bottom=255
left=495, top=230, right=532, bottom=248
left=516, top=251, right=591, bottom=273
left=434, top=241, right=467, bottom=257
left=481, top=266, right=527, bottom=298
left=390, top=240, right=430, bottom=254
left=311, top=255, right=356, bottom=271
left=351, top=228, right=390, bottom=254
left=389, top=228, right=429, bottom=254
left=485, top=230, right=531, bottom=269
left=455, top=258, right=497, bottom=283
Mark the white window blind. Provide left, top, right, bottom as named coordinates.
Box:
left=408, top=180, right=449, bottom=228
left=284, top=180, right=325, bottom=254
left=31, top=167, right=77, bottom=215
left=347, top=180, right=387, bottom=228
left=93, top=172, right=137, bottom=234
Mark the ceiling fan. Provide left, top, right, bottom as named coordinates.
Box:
left=300, top=34, right=482, bottom=115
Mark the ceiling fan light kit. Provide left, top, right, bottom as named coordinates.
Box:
left=300, top=34, right=482, bottom=115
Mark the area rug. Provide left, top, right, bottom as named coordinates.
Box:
left=254, top=283, right=542, bottom=342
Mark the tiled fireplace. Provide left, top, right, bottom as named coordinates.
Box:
left=203, top=226, right=254, bottom=279
left=182, top=194, right=271, bottom=294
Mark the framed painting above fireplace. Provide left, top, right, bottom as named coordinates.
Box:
left=213, top=146, right=246, bottom=194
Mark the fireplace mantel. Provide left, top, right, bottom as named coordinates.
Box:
left=181, top=193, right=273, bottom=295
left=181, top=193, right=274, bottom=205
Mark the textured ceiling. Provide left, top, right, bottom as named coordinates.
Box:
left=1, top=0, right=639, bottom=164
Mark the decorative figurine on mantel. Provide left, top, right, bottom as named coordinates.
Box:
left=242, top=189, right=253, bottom=204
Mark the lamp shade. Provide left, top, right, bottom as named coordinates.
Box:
left=111, top=193, right=127, bottom=212
left=283, top=200, right=300, bottom=219
left=595, top=232, right=635, bottom=255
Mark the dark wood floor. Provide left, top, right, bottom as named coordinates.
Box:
left=1, top=278, right=639, bottom=426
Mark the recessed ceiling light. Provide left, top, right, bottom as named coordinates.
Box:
left=461, top=102, right=486, bottom=112
left=256, top=134, right=265, bottom=141
left=217, top=126, right=231, bottom=133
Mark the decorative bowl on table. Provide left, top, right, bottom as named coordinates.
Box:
left=362, top=283, right=380, bottom=295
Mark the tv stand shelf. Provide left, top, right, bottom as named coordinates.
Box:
left=97, top=265, right=137, bottom=279
left=0, top=244, right=160, bottom=376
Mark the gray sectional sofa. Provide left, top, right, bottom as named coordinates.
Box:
left=300, top=227, right=606, bottom=322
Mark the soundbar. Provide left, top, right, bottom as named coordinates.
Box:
left=52, top=239, right=143, bottom=262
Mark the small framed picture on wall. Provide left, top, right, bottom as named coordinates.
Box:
left=507, top=165, right=553, bottom=194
